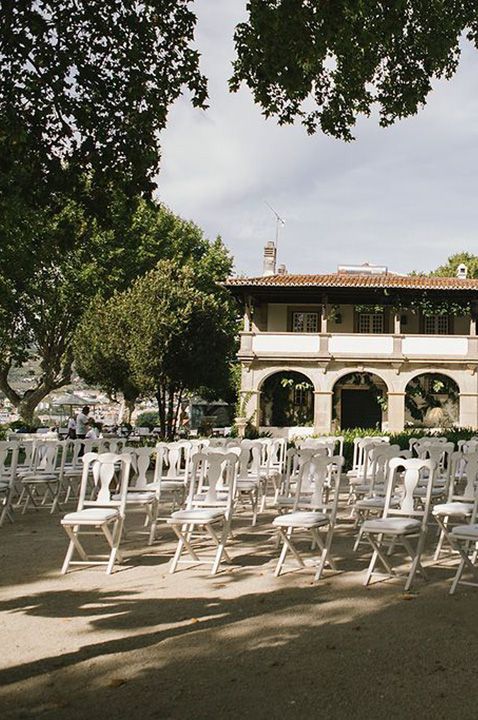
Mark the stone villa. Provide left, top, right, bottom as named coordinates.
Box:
left=225, top=244, right=478, bottom=436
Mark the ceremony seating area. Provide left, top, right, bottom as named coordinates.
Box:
left=2, top=433, right=478, bottom=594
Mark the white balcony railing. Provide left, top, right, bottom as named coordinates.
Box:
left=241, top=332, right=475, bottom=360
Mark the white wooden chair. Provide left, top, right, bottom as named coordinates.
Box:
left=448, top=492, right=478, bottom=594
left=432, top=451, right=478, bottom=561
left=0, top=442, right=19, bottom=526
left=274, top=447, right=327, bottom=513
left=352, top=445, right=403, bottom=550
left=168, top=451, right=238, bottom=575
left=19, top=440, right=66, bottom=514
left=361, top=457, right=437, bottom=591
left=113, top=446, right=158, bottom=545
left=61, top=452, right=132, bottom=574
left=272, top=455, right=344, bottom=581
left=154, top=441, right=191, bottom=508
left=235, top=440, right=262, bottom=525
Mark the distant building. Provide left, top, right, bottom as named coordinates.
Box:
left=225, top=246, right=478, bottom=435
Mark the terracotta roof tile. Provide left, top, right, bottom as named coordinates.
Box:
left=225, top=273, right=478, bottom=291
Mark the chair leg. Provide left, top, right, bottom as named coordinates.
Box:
left=274, top=529, right=290, bottom=577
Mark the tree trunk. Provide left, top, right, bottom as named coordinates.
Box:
left=156, top=387, right=166, bottom=439
left=124, top=397, right=136, bottom=424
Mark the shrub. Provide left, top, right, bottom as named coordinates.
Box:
left=135, top=411, right=160, bottom=430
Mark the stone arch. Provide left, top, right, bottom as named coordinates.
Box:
left=403, top=371, right=460, bottom=429
left=259, top=370, right=315, bottom=427
left=324, top=366, right=394, bottom=394
left=331, top=370, right=390, bottom=431
left=256, top=365, right=318, bottom=392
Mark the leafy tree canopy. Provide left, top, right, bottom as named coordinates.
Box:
left=430, top=251, right=478, bottom=278
left=0, top=199, right=225, bottom=422
left=74, top=246, right=237, bottom=439
left=231, top=1, right=478, bottom=140
left=0, top=0, right=207, bottom=196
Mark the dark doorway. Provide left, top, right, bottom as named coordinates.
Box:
left=341, top=388, right=382, bottom=430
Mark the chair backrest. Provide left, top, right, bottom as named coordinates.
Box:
left=353, top=437, right=390, bottom=476
left=79, top=452, right=132, bottom=515
left=0, top=441, right=19, bottom=487
left=123, top=446, right=156, bottom=490
left=366, top=444, right=401, bottom=495
left=449, top=451, right=478, bottom=502
left=237, top=442, right=261, bottom=480
left=384, top=458, right=436, bottom=525
left=295, top=455, right=344, bottom=520
left=419, top=442, right=454, bottom=481
left=32, top=440, right=62, bottom=473
left=186, top=451, right=238, bottom=509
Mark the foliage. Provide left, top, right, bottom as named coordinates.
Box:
left=2, top=200, right=221, bottom=422
left=0, top=0, right=207, bottom=197
left=231, top=1, right=478, bottom=140
left=135, top=411, right=160, bottom=429
left=74, top=232, right=236, bottom=440
left=405, top=373, right=459, bottom=424
left=261, top=372, right=314, bottom=427
left=431, top=252, right=478, bottom=279
left=125, top=253, right=236, bottom=439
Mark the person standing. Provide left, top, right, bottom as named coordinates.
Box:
left=76, top=405, right=90, bottom=439
left=67, top=415, right=76, bottom=439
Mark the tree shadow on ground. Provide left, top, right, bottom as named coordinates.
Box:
left=1, top=578, right=477, bottom=720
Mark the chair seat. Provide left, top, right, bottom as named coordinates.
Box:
left=273, top=511, right=329, bottom=529
left=160, top=479, right=187, bottom=490
left=63, top=467, right=83, bottom=477
left=276, top=494, right=311, bottom=507
left=236, top=479, right=260, bottom=491
left=112, top=492, right=156, bottom=504
left=22, top=473, right=58, bottom=483
left=355, top=496, right=400, bottom=510
left=432, top=502, right=474, bottom=518
left=450, top=523, right=478, bottom=540
left=413, top=486, right=444, bottom=497
left=168, top=508, right=225, bottom=524
left=62, top=508, right=119, bottom=525
left=362, top=517, right=421, bottom=535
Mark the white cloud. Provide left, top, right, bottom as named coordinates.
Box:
left=158, top=1, right=478, bottom=277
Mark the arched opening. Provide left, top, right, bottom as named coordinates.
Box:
left=333, top=372, right=388, bottom=430
left=405, top=373, right=459, bottom=428
left=260, top=371, right=314, bottom=427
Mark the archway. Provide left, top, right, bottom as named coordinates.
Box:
left=405, top=373, right=459, bottom=428
left=333, top=372, right=388, bottom=430
left=260, top=371, right=314, bottom=427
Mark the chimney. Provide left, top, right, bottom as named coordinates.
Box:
left=263, top=241, right=277, bottom=276
left=277, top=264, right=288, bottom=275
left=456, top=263, right=468, bottom=279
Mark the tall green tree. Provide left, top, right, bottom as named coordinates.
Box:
left=430, top=252, right=478, bottom=278
left=0, top=200, right=223, bottom=422
left=231, top=1, right=478, bottom=140
left=0, top=0, right=207, bottom=196
left=73, top=241, right=237, bottom=439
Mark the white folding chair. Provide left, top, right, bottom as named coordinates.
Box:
left=19, top=440, right=66, bottom=513
left=168, top=451, right=238, bottom=575
left=61, top=452, right=132, bottom=574
left=114, top=446, right=159, bottom=545
left=235, top=440, right=262, bottom=525
left=361, top=457, right=437, bottom=591
left=0, top=442, right=19, bottom=526
left=272, top=455, right=344, bottom=581
left=448, top=494, right=478, bottom=594
left=433, top=451, right=478, bottom=561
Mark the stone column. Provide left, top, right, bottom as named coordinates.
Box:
left=459, top=393, right=478, bottom=429
left=242, top=390, right=261, bottom=428
left=387, top=392, right=406, bottom=432
left=314, top=391, right=333, bottom=434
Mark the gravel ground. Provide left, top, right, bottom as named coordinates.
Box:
left=0, top=501, right=477, bottom=720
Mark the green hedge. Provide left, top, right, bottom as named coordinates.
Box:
left=310, top=427, right=477, bottom=471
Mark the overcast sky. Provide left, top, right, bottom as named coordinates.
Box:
left=158, top=1, right=478, bottom=278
